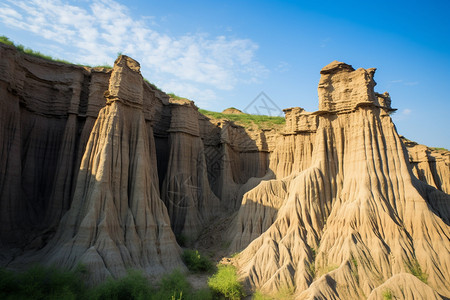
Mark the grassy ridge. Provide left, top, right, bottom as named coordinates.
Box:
left=198, top=108, right=285, bottom=129
left=0, top=35, right=85, bottom=66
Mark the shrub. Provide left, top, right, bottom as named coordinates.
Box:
left=90, top=269, right=152, bottom=300
left=208, top=265, right=244, bottom=300
left=252, top=290, right=272, bottom=300
left=382, top=288, right=393, bottom=300
left=185, top=288, right=213, bottom=300
left=182, top=250, right=214, bottom=273
left=407, top=258, right=428, bottom=284
left=0, top=35, right=14, bottom=46
left=0, top=265, right=87, bottom=300
left=153, top=269, right=191, bottom=300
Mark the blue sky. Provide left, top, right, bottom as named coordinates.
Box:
left=1, top=0, right=449, bottom=148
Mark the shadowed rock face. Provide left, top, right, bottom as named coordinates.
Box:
left=0, top=44, right=448, bottom=298
left=2, top=55, right=184, bottom=283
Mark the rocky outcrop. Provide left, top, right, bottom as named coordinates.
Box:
left=402, top=137, right=450, bottom=194
left=233, top=62, right=450, bottom=299
left=0, top=44, right=97, bottom=249
left=161, top=98, right=220, bottom=243
left=0, top=44, right=169, bottom=253
left=366, top=274, right=444, bottom=300
left=222, top=107, right=245, bottom=114
left=6, top=55, right=183, bottom=283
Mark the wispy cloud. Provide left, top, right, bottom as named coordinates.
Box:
left=275, top=61, right=290, bottom=73
left=0, top=0, right=268, bottom=105
left=402, top=108, right=412, bottom=115
left=393, top=108, right=412, bottom=121
left=389, top=79, right=419, bottom=87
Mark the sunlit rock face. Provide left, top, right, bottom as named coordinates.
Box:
left=232, top=62, right=450, bottom=299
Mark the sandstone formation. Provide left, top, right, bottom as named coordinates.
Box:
left=161, top=98, right=220, bottom=243
left=1, top=43, right=449, bottom=299
left=232, top=61, right=450, bottom=299
left=402, top=136, right=450, bottom=194
left=222, top=107, right=245, bottom=114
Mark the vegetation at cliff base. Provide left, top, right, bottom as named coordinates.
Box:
left=208, top=265, right=244, bottom=300
left=0, top=266, right=215, bottom=300
left=0, top=265, right=88, bottom=299
left=182, top=249, right=214, bottom=273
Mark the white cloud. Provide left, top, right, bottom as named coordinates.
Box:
left=392, top=108, right=412, bottom=122
left=0, top=0, right=267, bottom=103
left=402, top=108, right=412, bottom=115
left=276, top=61, right=290, bottom=73
left=389, top=79, right=419, bottom=86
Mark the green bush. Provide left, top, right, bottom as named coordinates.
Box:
left=0, top=36, right=14, bottom=46
left=186, top=288, right=213, bottom=300
left=406, top=258, right=428, bottom=284
left=382, top=288, right=393, bottom=300
left=208, top=265, right=244, bottom=300
left=152, top=269, right=190, bottom=299
left=1, top=266, right=212, bottom=300
left=252, top=290, right=272, bottom=300
left=0, top=265, right=87, bottom=300
left=182, top=250, right=214, bottom=273
left=90, top=269, right=152, bottom=300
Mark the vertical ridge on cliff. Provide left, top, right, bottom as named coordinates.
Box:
left=22, top=56, right=183, bottom=283
left=232, top=62, right=450, bottom=299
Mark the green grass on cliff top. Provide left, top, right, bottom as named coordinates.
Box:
left=0, top=35, right=112, bottom=68
left=198, top=108, right=285, bottom=129
left=0, top=35, right=83, bottom=66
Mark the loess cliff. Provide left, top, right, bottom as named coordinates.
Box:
left=0, top=43, right=449, bottom=299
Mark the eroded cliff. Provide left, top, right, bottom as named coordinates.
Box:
left=231, top=61, right=450, bottom=299
left=0, top=44, right=449, bottom=299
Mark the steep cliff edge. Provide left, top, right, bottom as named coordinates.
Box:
left=3, top=55, right=184, bottom=283
left=232, top=61, right=450, bottom=299
left=402, top=136, right=449, bottom=194
left=0, top=43, right=169, bottom=254
left=161, top=98, right=220, bottom=243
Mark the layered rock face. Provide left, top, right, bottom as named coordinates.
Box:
left=35, top=56, right=183, bottom=283
left=0, top=44, right=106, bottom=250
left=1, top=43, right=449, bottom=299
left=402, top=137, right=450, bottom=194
left=232, top=62, right=450, bottom=299
left=3, top=55, right=183, bottom=283
left=161, top=98, right=220, bottom=242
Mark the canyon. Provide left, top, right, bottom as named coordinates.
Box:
left=0, top=42, right=449, bottom=299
